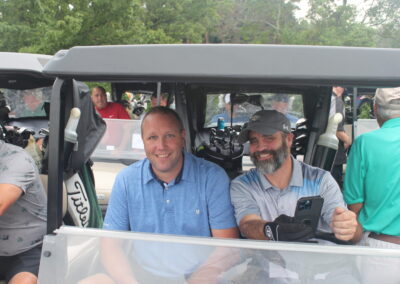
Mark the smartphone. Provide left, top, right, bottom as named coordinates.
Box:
left=294, top=196, right=324, bottom=232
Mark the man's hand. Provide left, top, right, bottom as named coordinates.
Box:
left=264, top=214, right=314, bottom=242
left=336, top=131, right=352, bottom=149
left=331, top=207, right=358, bottom=241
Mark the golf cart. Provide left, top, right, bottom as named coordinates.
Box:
left=36, top=44, right=400, bottom=283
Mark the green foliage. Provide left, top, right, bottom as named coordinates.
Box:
left=142, top=0, right=219, bottom=43
left=210, top=0, right=300, bottom=44
left=1, top=0, right=399, bottom=54
left=297, top=0, right=375, bottom=47
left=358, top=101, right=373, bottom=119
left=364, top=0, right=400, bottom=47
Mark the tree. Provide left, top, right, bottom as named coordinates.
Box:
left=0, top=0, right=169, bottom=54
left=210, top=0, right=301, bottom=44
left=0, top=0, right=48, bottom=52
left=141, top=0, right=219, bottom=43
left=364, top=0, right=400, bottom=47
left=295, top=0, right=375, bottom=47
left=1, top=0, right=400, bottom=53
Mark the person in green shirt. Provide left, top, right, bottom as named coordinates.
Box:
left=344, top=87, right=400, bottom=284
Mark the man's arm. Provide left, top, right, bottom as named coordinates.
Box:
left=187, top=246, right=240, bottom=284
left=211, top=227, right=239, bottom=239
left=239, top=214, right=268, bottom=240
left=348, top=202, right=363, bottom=215
left=335, top=96, right=351, bottom=149
left=348, top=202, right=364, bottom=242
left=100, top=238, right=139, bottom=284
left=78, top=238, right=139, bottom=284
left=206, top=164, right=239, bottom=238
left=0, top=184, right=23, bottom=215
left=230, top=176, right=265, bottom=239
left=336, top=130, right=352, bottom=149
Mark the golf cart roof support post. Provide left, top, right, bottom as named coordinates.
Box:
left=156, top=82, right=161, bottom=105
left=172, top=85, right=192, bottom=152
left=72, top=79, right=80, bottom=109
left=47, top=78, right=67, bottom=234
left=352, top=87, right=358, bottom=138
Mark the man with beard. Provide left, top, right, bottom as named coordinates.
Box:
left=230, top=110, right=362, bottom=243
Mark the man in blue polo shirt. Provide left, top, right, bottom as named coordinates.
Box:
left=104, top=106, right=238, bottom=237
left=95, top=106, right=238, bottom=283
left=344, top=87, right=400, bottom=284
left=230, top=110, right=361, bottom=243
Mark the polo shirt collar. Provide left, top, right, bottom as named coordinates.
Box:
left=258, top=156, right=303, bottom=190
left=291, top=158, right=303, bottom=187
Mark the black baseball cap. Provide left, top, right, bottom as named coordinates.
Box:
left=238, top=110, right=291, bottom=144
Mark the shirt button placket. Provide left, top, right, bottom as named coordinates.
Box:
left=164, top=184, right=172, bottom=209
left=278, top=192, right=285, bottom=213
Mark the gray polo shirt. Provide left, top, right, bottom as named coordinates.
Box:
left=231, top=157, right=345, bottom=233
left=0, top=140, right=47, bottom=256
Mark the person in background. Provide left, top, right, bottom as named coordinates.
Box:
left=330, top=86, right=352, bottom=189
left=91, top=86, right=130, bottom=119
left=20, top=89, right=46, bottom=117
left=271, top=94, right=299, bottom=124
left=0, top=140, right=47, bottom=284
left=210, top=94, right=249, bottom=124
left=91, top=86, right=131, bottom=152
left=151, top=92, right=170, bottom=107
left=344, top=87, right=400, bottom=284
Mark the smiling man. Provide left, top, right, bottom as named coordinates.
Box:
left=97, top=106, right=238, bottom=283
left=230, top=110, right=362, bottom=243
left=104, top=106, right=238, bottom=237
left=91, top=86, right=130, bottom=119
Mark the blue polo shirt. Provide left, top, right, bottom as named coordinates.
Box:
left=103, top=152, right=237, bottom=236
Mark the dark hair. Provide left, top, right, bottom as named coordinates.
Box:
left=151, top=92, right=168, bottom=99
left=151, top=92, right=173, bottom=106
left=141, top=106, right=184, bottom=134
left=93, top=86, right=106, bottom=95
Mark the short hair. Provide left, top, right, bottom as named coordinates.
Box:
left=93, top=86, right=106, bottom=95
left=375, top=98, right=400, bottom=122
left=151, top=92, right=169, bottom=99
left=141, top=106, right=184, bottom=134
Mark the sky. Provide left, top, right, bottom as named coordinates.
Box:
left=295, top=0, right=373, bottom=19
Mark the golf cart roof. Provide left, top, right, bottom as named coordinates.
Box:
left=43, top=44, right=400, bottom=86
left=0, top=52, right=53, bottom=89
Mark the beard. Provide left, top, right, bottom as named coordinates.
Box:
left=250, top=139, right=289, bottom=175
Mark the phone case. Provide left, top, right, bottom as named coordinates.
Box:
left=294, top=196, right=324, bottom=232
